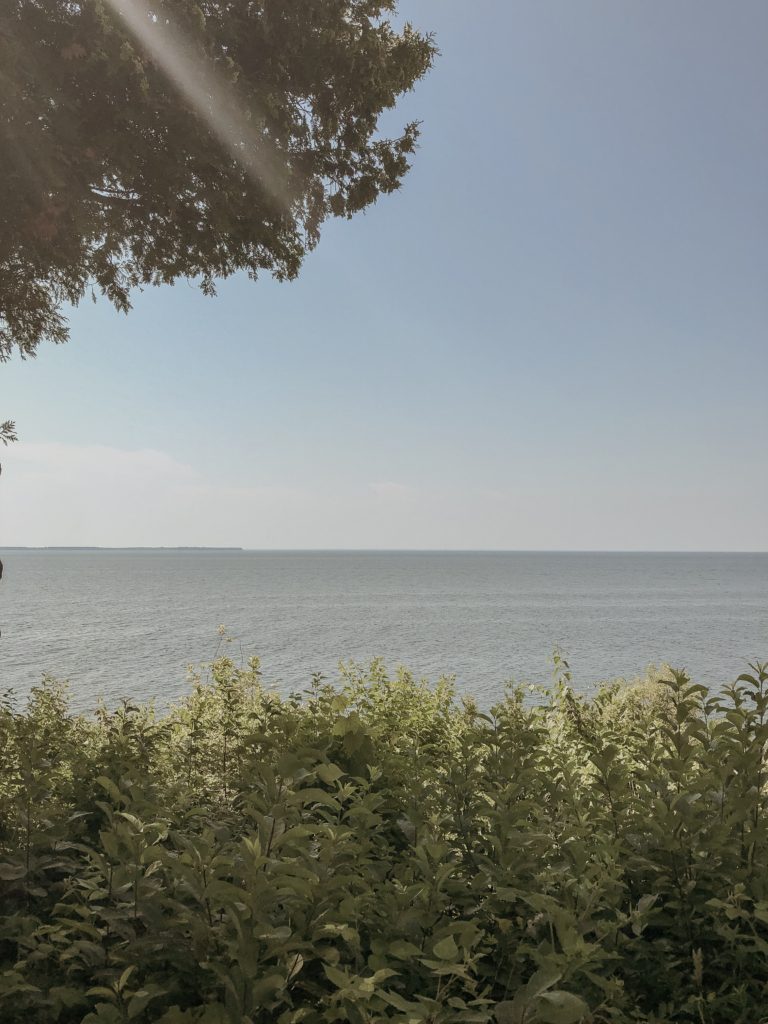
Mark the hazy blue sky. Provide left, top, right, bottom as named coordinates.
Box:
left=3, top=1, right=767, bottom=549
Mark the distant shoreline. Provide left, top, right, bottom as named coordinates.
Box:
left=0, top=546, right=246, bottom=551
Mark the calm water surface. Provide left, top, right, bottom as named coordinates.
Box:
left=1, top=550, right=766, bottom=709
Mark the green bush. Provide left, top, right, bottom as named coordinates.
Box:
left=1, top=653, right=768, bottom=1024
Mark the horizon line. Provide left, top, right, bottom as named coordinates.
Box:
left=1, top=547, right=766, bottom=555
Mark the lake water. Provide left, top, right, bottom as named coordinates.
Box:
left=1, top=550, right=766, bottom=710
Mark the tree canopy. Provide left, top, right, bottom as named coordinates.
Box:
left=0, top=0, right=435, bottom=360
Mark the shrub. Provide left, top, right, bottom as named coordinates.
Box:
left=1, top=655, right=767, bottom=1023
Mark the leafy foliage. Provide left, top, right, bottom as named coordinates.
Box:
left=2, top=654, right=768, bottom=1023
left=0, top=418, right=16, bottom=483
left=0, top=421, right=17, bottom=447
left=0, top=0, right=436, bottom=358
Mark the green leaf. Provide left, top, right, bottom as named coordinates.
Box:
left=86, top=987, right=118, bottom=1001
left=525, top=965, right=562, bottom=998
left=370, top=969, right=399, bottom=984
left=323, top=964, right=349, bottom=989
left=127, top=989, right=162, bottom=1019
left=432, top=935, right=459, bottom=961
left=99, top=831, right=120, bottom=859
left=388, top=940, right=423, bottom=958
left=637, top=894, right=658, bottom=914
left=117, top=966, right=136, bottom=992
left=286, top=954, right=304, bottom=982
left=378, top=990, right=424, bottom=1013
left=317, top=763, right=345, bottom=784
left=536, top=990, right=590, bottom=1024
left=292, top=788, right=340, bottom=809
left=251, top=975, right=285, bottom=1002
left=96, top=776, right=123, bottom=804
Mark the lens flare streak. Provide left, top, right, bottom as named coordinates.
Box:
left=103, top=0, right=290, bottom=209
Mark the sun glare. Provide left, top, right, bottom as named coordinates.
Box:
left=103, top=0, right=291, bottom=210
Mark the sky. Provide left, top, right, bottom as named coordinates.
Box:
left=2, top=0, right=767, bottom=550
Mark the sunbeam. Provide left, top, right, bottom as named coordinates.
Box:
left=102, top=0, right=291, bottom=210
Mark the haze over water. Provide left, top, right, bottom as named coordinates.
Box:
left=1, top=550, right=766, bottom=710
